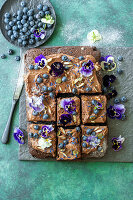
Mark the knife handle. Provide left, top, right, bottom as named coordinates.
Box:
left=1, top=99, right=17, bottom=144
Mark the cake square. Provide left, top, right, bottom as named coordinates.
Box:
left=56, top=127, right=81, bottom=160
left=28, top=124, right=56, bottom=158
left=81, top=125, right=108, bottom=158
left=81, top=95, right=107, bottom=124
left=57, top=96, right=80, bottom=126
left=26, top=94, right=56, bottom=122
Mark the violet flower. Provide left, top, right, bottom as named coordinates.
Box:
left=60, top=114, right=72, bottom=126
left=112, top=135, right=125, bottom=151
left=80, top=60, right=94, bottom=77
left=103, top=75, right=116, bottom=87
left=14, top=128, right=24, bottom=144
left=100, top=55, right=116, bottom=71
left=86, top=136, right=100, bottom=148
left=34, top=28, right=46, bottom=39
left=60, top=99, right=76, bottom=114
left=107, top=104, right=126, bottom=119
left=94, top=102, right=103, bottom=110
left=49, top=62, right=65, bottom=77
left=29, top=96, right=45, bottom=112
left=35, top=54, right=47, bottom=68
left=41, top=125, right=54, bottom=138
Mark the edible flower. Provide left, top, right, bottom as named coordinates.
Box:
left=13, top=128, right=24, bottom=144
left=112, top=135, right=125, bottom=151
left=107, top=104, right=126, bottom=119
left=80, top=60, right=94, bottom=77
left=41, top=14, right=55, bottom=24
left=60, top=114, right=72, bottom=126
left=94, top=101, right=103, bottom=110
left=34, top=28, right=46, bottom=39
left=103, top=75, right=116, bottom=87
left=60, top=99, right=76, bottom=114
left=41, top=125, right=54, bottom=138
left=29, top=96, right=45, bottom=112
left=35, top=54, right=47, bottom=68
left=100, top=55, right=116, bottom=71
left=86, top=136, right=100, bottom=148
left=49, top=62, right=65, bottom=77
left=87, top=30, right=102, bottom=43
left=38, top=137, right=52, bottom=149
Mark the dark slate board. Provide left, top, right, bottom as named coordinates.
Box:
left=19, top=47, right=133, bottom=162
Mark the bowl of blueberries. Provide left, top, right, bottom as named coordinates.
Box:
left=0, top=0, right=56, bottom=48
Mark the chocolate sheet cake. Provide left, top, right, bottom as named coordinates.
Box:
left=24, top=47, right=108, bottom=160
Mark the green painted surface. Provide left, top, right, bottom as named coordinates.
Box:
left=0, top=0, right=133, bottom=199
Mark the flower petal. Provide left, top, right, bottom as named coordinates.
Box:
left=114, top=104, right=126, bottom=115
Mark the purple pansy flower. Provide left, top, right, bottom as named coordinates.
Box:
left=86, top=136, right=100, bottom=148
left=103, top=75, right=116, bottom=87
left=14, top=128, right=24, bottom=144
left=49, top=62, right=65, bottom=77
left=34, top=28, right=46, bottom=39
left=41, top=125, right=54, bottom=138
left=60, top=114, right=72, bottom=126
left=112, top=135, right=125, bottom=151
left=35, top=54, right=47, bottom=68
left=60, top=99, right=76, bottom=114
left=94, top=102, right=103, bottom=110
left=29, top=96, right=45, bottom=112
left=80, top=60, right=94, bottom=77
left=100, top=55, right=116, bottom=71
left=107, top=104, right=126, bottom=119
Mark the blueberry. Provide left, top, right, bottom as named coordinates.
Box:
left=5, top=25, right=11, bottom=30
left=13, top=18, right=17, bottom=23
left=15, top=56, right=20, bottom=61
left=9, top=21, right=14, bottom=27
left=21, top=19, right=26, bottom=25
left=45, top=11, right=50, bottom=15
left=37, top=4, right=43, bottom=10
left=20, top=1, right=26, bottom=7
left=78, top=56, right=84, bottom=60
left=29, top=39, right=35, bottom=45
left=29, top=132, right=33, bottom=138
left=114, top=98, right=119, bottom=104
left=17, top=21, right=21, bottom=25
left=48, top=87, right=53, bottom=92
left=91, top=100, right=97, bottom=105
left=13, top=32, right=19, bottom=38
left=38, top=22, right=43, bottom=27
left=26, top=31, right=31, bottom=36
left=62, top=76, right=67, bottom=82
left=117, top=56, right=123, bottom=61
left=17, top=15, right=22, bottom=21
left=22, top=27, right=28, bottom=32
left=13, top=26, right=18, bottom=31
left=86, top=129, right=92, bottom=135
left=62, top=55, right=68, bottom=61
left=29, top=65, right=34, bottom=70
left=1, top=54, right=6, bottom=59
left=35, top=37, right=41, bottom=42
left=39, top=130, right=42, bottom=135
left=30, top=21, right=35, bottom=27
left=97, top=146, right=102, bottom=151
left=121, top=114, right=126, bottom=120
left=43, top=74, right=49, bottom=79
left=32, top=110, right=38, bottom=116
left=117, top=68, right=123, bottom=74
left=63, top=140, right=68, bottom=145
left=37, top=77, right=43, bottom=83
left=18, top=38, right=23, bottom=45
left=34, top=65, right=39, bottom=70
left=72, top=111, right=77, bottom=115
left=91, top=131, right=96, bottom=136
left=38, top=11, right=44, bottom=18
left=49, top=92, right=54, bottom=98
left=4, top=18, right=10, bottom=24
left=4, top=13, right=11, bottom=18
left=18, top=24, right=23, bottom=29
left=28, top=16, right=33, bottom=21
left=7, top=30, right=13, bottom=36
left=83, top=136, right=88, bottom=141
left=43, top=114, right=49, bottom=119
left=94, top=109, right=99, bottom=114
left=23, top=15, right=28, bottom=20
left=86, top=87, right=92, bottom=92
left=11, top=35, right=15, bottom=41
left=121, top=96, right=127, bottom=103
left=30, top=34, right=35, bottom=39
left=76, top=127, right=80, bottom=132
left=21, top=35, right=27, bottom=40
left=47, top=24, right=53, bottom=29
left=22, top=41, right=28, bottom=46
left=82, top=142, right=87, bottom=148
left=35, top=14, right=41, bottom=19
left=58, top=143, right=64, bottom=149
left=34, top=133, right=39, bottom=139
left=34, top=125, right=39, bottom=130
left=17, top=10, right=23, bottom=16
left=28, top=9, right=34, bottom=16
left=43, top=5, right=49, bottom=12
left=42, top=86, right=48, bottom=92
left=22, top=7, right=28, bottom=14
left=72, top=88, right=77, bottom=94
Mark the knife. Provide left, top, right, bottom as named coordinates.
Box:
left=1, top=50, right=24, bottom=144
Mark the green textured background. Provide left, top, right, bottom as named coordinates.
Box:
left=0, top=0, right=133, bottom=199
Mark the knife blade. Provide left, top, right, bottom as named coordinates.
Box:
left=1, top=50, right=24, bottom=144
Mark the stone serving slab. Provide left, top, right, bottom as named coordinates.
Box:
left=19, top=46, right=133, bottom=162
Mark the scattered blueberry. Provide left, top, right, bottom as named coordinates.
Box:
left=10, top=35, right=15, bottom=41
left=34, top=133, right=39, bottom=139
left=78, top=56, right=84, bottom=60
left=48, top=87, right=53, bottom=92
left=42, top=86, right=48, bottom=92
left=114, top=98, right=120, bottom=104
left=34, top=125, right=39, bottom=130
left=22, top=40, right=28, bottom=46
left=18, top=24, right=23, bottom=29
left=30, top=21, right=35, bottom=26
left=20, top=1, right=26, bottom=7
left=23, top=15, right=28, bottom=20
left=91, top=100, right=97, bottom=105
left=28, top=16, right=34, bottom=21
left=91, top=131, right=96, bottom=136
left=7, top=30, right=13, bottom=36
left=117, top=68, right=123, bottom=74
left=34, top=65, right=39, bottom=70
left=8, top=49, right=14, bottom=55
left=49, top=92, right=54, bottom=98
left=1, top=54, right=6, bottom=59
left=4, top=13, right=11, bottom=18
left=86, top=87, right=92, bottom=92
left=18, top=38, right=22, bottom=45
left=86, top=129, right=92, bottom=135
left=29, top=65, right=34, bottom=70
left=62, top=55, right=68, bottom=61
left=37, top=4, right=43, bottom=10
left=4, top=18, right=10, bottom=24
left=17, top=21, right=21, bottom=25
left=58, top=143, right=64, bottom=148
left=9, top=21, right=14, bottom=27
left=43, top=114, right=49, bottom=119
left=72, top=88, right=77, bottom=94
left=82, top=142, right=87, bottom=148
left=62, top=76, right=67, bottom=82
left=37, top=77, right=43, bottom=83
left=13, top=26, right=18, bottom=31
left=97, top=146, right=102, bottom=151
left=43, top=74, right=49, bottom=79
left=21, top=19, right=26, bottom=25
left=13, top=32, right=19, bottom=39
left=94, top=109, right=99, bottom=114
left=32, top=110, right=38, bottom=116
left=23, top=7, right=28, bottom=13
left=17, top=15, right=22, bottom=21
left=5, top=25, right=11, bottom=30
left=63, top=140, right=68, bottom=145
left=15, top=56, right=20, bottom=61
left=43, top=5, right=49, bottom=12
left=39, top=130, right=42, bottom=135
left=29, top=132, right=33, bottom=138
left=29, top=39, right=35, bottom=45
left=120, top=96, right=127, bottom=103
left=117, top=56, right=123, bottom=61
left=83, top=136, right=88, bottom=141
left=76, top=127, right=80, bottom=132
